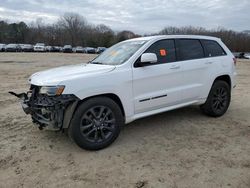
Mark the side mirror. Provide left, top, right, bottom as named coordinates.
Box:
left=140, top=53, right=158, bottom=64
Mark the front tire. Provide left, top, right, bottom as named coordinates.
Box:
left=69, top=97, right=124, bottom=150
left=200, top=80, right=231, bottom=117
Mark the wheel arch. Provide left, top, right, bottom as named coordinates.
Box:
left=79, top=93, right=125, bottom=116
left=213, top=74, right=231, bottom=89
left=63, top=93, right=125, bottom=129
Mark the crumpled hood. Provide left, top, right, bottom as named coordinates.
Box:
left=29, top=63, right=115, bottom=86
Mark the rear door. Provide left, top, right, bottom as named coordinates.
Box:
left=175, top=39, right=209, bottom=101
left=132, top=39, right=184, bottom=114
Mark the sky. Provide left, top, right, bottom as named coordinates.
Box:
left=0, top=0, right=249, bottom=34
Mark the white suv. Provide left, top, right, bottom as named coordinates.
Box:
left=34, top=43, right=46, bottom=52
left=10, top=35, right=236, bottom=150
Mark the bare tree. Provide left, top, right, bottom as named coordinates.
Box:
left=116, top=30, right=140, bottom=42
left=158, top=26, right=250, bottom=52
left=58, top=12, right=87, bottom=46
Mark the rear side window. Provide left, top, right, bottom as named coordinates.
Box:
left=201, top=40, right=226, bottom=57
left=145, top=39, right=176, bottom=64
left=177, top=39, right=204, bottom=61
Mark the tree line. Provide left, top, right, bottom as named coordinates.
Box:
left=0, top=12, right=250, bottom=52
left=158, top=26, right=250, bottom=52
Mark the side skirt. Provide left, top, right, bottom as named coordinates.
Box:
left=125, top=100, right=202, bottom=124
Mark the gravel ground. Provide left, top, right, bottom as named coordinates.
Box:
left=0, top=53, right=249, bottom=188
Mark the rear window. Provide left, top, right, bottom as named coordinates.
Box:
left=201, top=40, right=226, bottom=57
left=145, top=39, right=176, bottom=64
left=177, top=39, right=204, bottom=61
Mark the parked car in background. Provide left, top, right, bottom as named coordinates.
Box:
left=34, top=43, right=46, bottom=52
left=5, top=44, right=21, bottom=52
left=245, top=53, right=250, bottom=59
left=45, top=46, right=53, bottom=52
left=84, top=47, right=96, bottom=54
left=50, top=46, right=61, bottom=52
left=63, top=45, right=73, bottom=53
left=238, top=52, right=249, bottom=59
left=0, top=43, right=6, bottom=52
left=20, top=44, right=34, bottom=52
left=75, top=46, right=85, bottom=53
left=96, top=47, right=107, bottom=54
left=233, top=52, right=250, bottom=59
left=59, top=46, right=63, bottom=52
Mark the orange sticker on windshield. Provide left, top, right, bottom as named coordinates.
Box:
left=160, top=49, right=167, bottom=56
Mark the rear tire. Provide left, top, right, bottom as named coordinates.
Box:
left=200, top=80, right=231, bottom=117
left=68, top=97, right=124, bottom=150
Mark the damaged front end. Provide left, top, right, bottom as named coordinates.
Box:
left=9, top=85, right=79, bottom=131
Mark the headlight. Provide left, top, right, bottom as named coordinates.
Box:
left=39, top=85, right=65, bottom=96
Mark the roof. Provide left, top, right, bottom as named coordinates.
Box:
left=127, top=35, right=220, bottom=42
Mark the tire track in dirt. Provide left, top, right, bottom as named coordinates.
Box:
left=0, top=116, right=31, bottom=141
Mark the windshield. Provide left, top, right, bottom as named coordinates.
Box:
left=91, top=40, right=147, bottom=65
left=36, top=43, right=45, bottom=46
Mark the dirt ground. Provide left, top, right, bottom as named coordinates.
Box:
left=0, top=53, right=249, bottom=188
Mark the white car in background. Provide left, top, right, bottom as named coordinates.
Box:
left=0, top=43, right=6, bottom=52
left=34, top=43, right=46, bottom=52
left=10, top=35, right=236, bottom=150
left=75, top=46, right=85, bottom=53
left=245, top=53, right=250, bottom=59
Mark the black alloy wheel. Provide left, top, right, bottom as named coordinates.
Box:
left=80, top=106, right=116, bottom=143
left=69, top=97, right=123, bottom=150
left=200, top=80, right=231, bottom=117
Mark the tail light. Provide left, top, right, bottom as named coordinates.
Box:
left=233, top=57, right=237, bottom=66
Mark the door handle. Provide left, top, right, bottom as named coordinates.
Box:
left=170, top=65, right=180, bottom=69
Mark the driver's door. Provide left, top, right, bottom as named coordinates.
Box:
left=132, top=39, right=184, bottom=114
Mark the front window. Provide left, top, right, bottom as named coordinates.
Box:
left=91, top=40, right=147, bottom=65
left=145, top=39, right=176, bottom=64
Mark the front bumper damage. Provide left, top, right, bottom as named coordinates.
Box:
left=10, top=85, right=79, bottom=131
